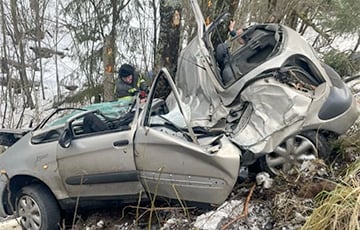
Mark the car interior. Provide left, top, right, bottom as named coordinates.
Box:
left=211, top=24, right=281, bottom=86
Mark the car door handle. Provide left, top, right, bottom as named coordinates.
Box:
left=113, top=140, right=129, bottom=147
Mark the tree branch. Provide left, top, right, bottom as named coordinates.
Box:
left=295, top=10, right=330, bottom=41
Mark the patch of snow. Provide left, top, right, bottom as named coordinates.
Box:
left=194, top=200, right=244, bottom=230
left=0, top=217, right=21, bottom=230
left=256, top=172, right=274, bottom=189
left=194, top=199, right=273, bottom=230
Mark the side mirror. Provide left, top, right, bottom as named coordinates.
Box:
left=59, top=129, right=72, bottom=148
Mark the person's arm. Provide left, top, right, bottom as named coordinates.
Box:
left=228, top=20, right=245, bottom=45
left=229, top=20, right=244, bottom=38
left=229, top=20, right=237, bottom=37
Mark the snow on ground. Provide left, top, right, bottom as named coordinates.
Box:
left=194, top=199, right=273, bottom=230
left=0, top=217, right=20, bottom=230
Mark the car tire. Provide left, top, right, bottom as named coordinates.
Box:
left=259, top=131, right=330, bottom=177
left=16, top=184, right=61, bottom=230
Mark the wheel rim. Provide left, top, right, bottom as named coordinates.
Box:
left=265, top=135, right=318, bottom=175
left=17, top=195, right=42, bottom=230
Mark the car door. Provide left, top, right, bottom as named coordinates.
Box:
left=56, top=110, right=143, bottom=199
left=134, top=68, right=241, bottom=205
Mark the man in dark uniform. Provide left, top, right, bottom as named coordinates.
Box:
left=82, top=64, right=148, bottom=134
left=115, top=63, right=147, bottom=99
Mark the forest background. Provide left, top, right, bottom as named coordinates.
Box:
left=0, top=0, right=360, bottom=129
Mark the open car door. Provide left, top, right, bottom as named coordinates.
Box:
left=134, top=68, right=241, bottom=205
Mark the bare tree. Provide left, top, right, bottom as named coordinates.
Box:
left=155, top=0, right=182, bottom=77
left=151, top=0, right=159, bottom=72
left=0, top=0, right=10, bottom=127
left=62, top=0, right=131, bottom=102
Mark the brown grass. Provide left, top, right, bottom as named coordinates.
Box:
left=301, top=128, right=360, bottom=230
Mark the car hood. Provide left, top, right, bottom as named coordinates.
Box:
left=0, top=128, right=30, bottom=147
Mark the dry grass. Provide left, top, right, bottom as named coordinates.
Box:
left=301, top=129, right=360, bottom=230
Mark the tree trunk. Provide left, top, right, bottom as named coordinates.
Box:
left=55, top=0, right=60, bottom=103
left=151, top=0, right=158, bottom=73
left=10, top=0, right=35, bottom=109
left=103, top=35, right=115, bottom=102
left=0, top=0, right=9, bottom=127
left=102, top=0, right=118, bottom=102
left=155, top=0, right=182, bottom=78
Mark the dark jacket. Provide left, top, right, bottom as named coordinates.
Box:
left=115, top=72, right=140, bottom=98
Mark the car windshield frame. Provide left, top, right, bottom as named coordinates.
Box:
left=36, top=98, right=135, bottom=130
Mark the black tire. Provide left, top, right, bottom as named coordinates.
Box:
left=259, top=131, right=330, bottom=177
left=16, top=184, right=61, bottom=230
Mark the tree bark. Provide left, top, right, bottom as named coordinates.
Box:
left=102, top=0, right=118, bottom=102
left=155, top=0, right=182, bottom=78
left=0, top=0, right=9, bottom=127
left=103, top=35, right=115, bottom=102
left=151, top=0, right=158, bottom=72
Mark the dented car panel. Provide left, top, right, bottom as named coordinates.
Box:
left=134, top=68, right=240, bottom=204
left=135, top=128, right=240, bottom=204
left=230, top=77, right=313, bottom=153
left=175, top=0, right=359, bottom=156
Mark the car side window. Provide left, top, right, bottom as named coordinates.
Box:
left=31, top=127, right=63, bottom=144
left=68, top=113, right=107, bottom=136
left=71, top=111, right=132, bottom=137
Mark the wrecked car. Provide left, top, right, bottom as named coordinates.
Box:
left=175, top=0, right=359, bottom=175
left=0, top=70, right=241, bottom=230
left=0, top=0, right=359, bottom=229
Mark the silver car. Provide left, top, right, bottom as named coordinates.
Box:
left=0, top=69, right=241, bottom=230
left=0, top=0, right=358, bottom=229
left=175, top=0, right=359, bottom=175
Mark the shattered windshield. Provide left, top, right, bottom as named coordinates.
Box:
left=46, top=97, right=134, bottom=127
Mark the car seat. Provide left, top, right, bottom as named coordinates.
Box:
left=83, top=113, right=110, bottom=133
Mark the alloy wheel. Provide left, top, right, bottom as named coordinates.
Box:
left=265, top=134, right=318, bottom=175
left=17, top=195, right=42, bottom=230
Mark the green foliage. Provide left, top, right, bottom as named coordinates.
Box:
left=322, top=49, right=359, bottom=77
left=323, top=0, right=360, bottom=34
left=57, top=85, right=103, bottom=106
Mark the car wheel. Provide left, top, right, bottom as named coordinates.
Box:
left=16, top=184, right=60, bottom=230
left=259, top=132, right=330, bottom=176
